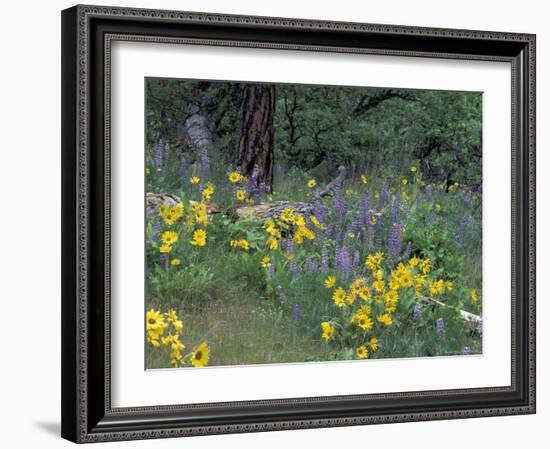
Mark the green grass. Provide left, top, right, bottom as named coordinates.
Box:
left=147, top=291, right=334, bottom=368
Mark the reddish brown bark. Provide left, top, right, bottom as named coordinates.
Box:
left=236, top=84, right=275, bottom=191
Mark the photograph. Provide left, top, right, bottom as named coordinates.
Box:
left=144, top=78, right=483, bottom=369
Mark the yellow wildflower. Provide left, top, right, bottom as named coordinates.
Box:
left=236, top=189, right=246, bottom=201
left=310, top=215, right=326, bottom=230
left=369, top=337, right=379, bottom=351
left=377, top=313, right=393, bottom=326
left=471, top=289, right=478, bottom=302
left=332, top=287, right=347, bottom=307
left=402, top=178, right=408, bottom=185
left=421, top=259, right=432, bottom=274
left=202, top=183, right=215, bottom=201
left=146, top=309, right=165, bottom=333
left=358, top=286, right=371, bottom=301
left=260, top=256, right=271, bottom=268
left=361, top=174, right=367, bottom=185
left=162, top=231, right=178, bottom=245
left=170, top=258, right=181, bottom=266
left=228, top=171, right=242, bottom=184
left=190, top=176, right=201, bottom=185
left=356, top=345, right=368, bottom=359
left=324, top=275, right=336, bottom=289
left=190, top=229, right=207, bottom=247
left=280, top=208, right=296, bottom=224
left=173, top=319, right=183, bottom=335
left=159, top=244, right=172, bottom=253
left=410, top=166, right=417, bottom=173
left=191, top=342, right=210, bottom=367
left=230, top=239, right=250, bottom=251
left=355, top=314, right=373, bottom=331
left=373, top=280, right=385, bottom=292
left=267, top=236, right=279, bottom=251
left=429, top=279, right=445, bottom=296
left=435, top=203, right=442, bottom=212
left=307, top=179, right=316, bottom=188
left=321, top=322, right=335, bottom=342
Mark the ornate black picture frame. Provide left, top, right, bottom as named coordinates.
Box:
left=61, top=4, right=536, bottom=443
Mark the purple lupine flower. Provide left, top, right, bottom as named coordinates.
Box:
left=391, top=194, right=400, bottom=223
left=413, top=303, right=423, bottom=320
left=333, top=186, right=347, bottom=217
left=247, top=165, right=260, bottom=197
left=312, top=201, right=328, bottom=223
left=462, top=346, right=471, bottom=356
left=159, top=254, right=168, bottom=269
left=276, top=285, right=287, bottom=303
left=436, top=318, right=446, bottom=337
left=267, top=263, right=275, bottom=279
left=305, top=255, right=314, bottom=273
left=321, top=246, right=329, bottom=273
left=154, top=141, right=163, bottom=170
left=361, top=192, right=371, bottom=225
left=322, top=222, right=334, bottom=239
left=351, top=218, right=362, bottom=236
left=293, top=303, right=302, bottom=321
left=379, top=180, right=390, bottom=209
left=335, top=245, right=352, bottom=279
left=387, top=223, right=402, bottom=258
left=289, top=260, right=300, bottom=280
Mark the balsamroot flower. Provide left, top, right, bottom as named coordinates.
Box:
left=191, top=342, right=210, bottom=367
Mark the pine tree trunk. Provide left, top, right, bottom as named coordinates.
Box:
left=236, top=84, right=275, bottom=191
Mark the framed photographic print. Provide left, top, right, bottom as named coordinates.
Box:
left=61, top=4, right=536, bottom=443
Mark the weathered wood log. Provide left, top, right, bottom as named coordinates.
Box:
left=235, top=201, right=312, bottom=219
left=146, top=192, right=181, bottom=217
left=311, top=165, right=346, bottom=201
left=418, top=295, right=481, bottom=324
left=146, top=193, right=221, bottom=218
left=235, top=166, right=347, bottom=219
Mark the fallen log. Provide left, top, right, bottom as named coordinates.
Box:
left=418, top=295, right=481, bottom=324
left=146, top=193, right=221, bottom=218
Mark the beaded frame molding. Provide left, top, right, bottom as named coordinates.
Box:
left=61, top=4, right=536, bottom=443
